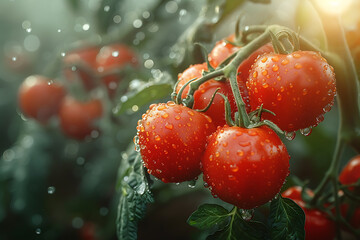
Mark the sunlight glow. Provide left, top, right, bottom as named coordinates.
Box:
left=314, top=0, right=353, bottom=15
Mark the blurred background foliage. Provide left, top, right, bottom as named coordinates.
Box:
left=0, top=0, right=359, bottom=239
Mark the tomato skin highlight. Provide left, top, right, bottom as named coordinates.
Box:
left=339, top=155, right=360, bottom=191
left=282, top=187, right=336, bottom=240
left=18, top=75, right=66, bottom=124
left=176, top=63, right=249, bottom=127
left=202, top=126, right=290, bottom=209
left=247, top=51, right=336, bottom=132
left=59, top=97, right=103, bottom=140
left=137, top=102, right=215, bottom=183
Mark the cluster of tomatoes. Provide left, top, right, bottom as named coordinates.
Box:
left=18, top=43, right=137, bottom=140
left=136, top=32, right=337, bottom=213
left=283, top=155, right=360, bottom=240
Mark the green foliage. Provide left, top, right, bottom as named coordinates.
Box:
left=188, top=196, right=306, bottom=240
left=116, top=151, right=153, bottom=240
left=113, top=71, right=173, bottom=115
left=268, top=196, right=305, bottom=240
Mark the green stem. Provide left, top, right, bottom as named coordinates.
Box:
left=311, top=135, right=345, bottom=205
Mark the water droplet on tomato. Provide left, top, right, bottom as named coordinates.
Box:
left=161, top=113, right=169, bottom=119
left=154, top=135, right=161, bottom=141
left=252, top=71, right=258, bottom=78
left=204, top=182, right=209, bottom=188
left=228, top=175, right=236, bottom=181
left=272, top=65, right=279, bottom=72
left=323, top=103, right=332, bottom=112
left=294, top=63, right=302, bottom=69
left=302, top=88, right=308, bottom=95
left=222, top=142, right=228, bottom=147
left=262, top=83, right=269, bottom=88
left=165, top=123, right=173, bottom=129
left=188, top=179, right=196, bottom=188
left=281, top=59, right=289, bottom=65
left=187, top=110, right=195, bottom=116
left=175, top=115, right=181, bottom=120
left=215, top=152, right=220, bottom=157
left=300, top=127, right=312, bottom=136
left=240, top=209, right=254, bottom=221
left=277, top=93, right=282, bottom=101
left=262, top=70, right=268, bottom=76
left=284, top=131, right=296, bottom=140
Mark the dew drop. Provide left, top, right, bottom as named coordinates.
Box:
left=284, top=131, right=296, bottom=141
left=281, top=59, right=289, bottom=65
left=277, top=93, right=282, bottom=101
left=188, top=179, right=196, bottom=188
left=323, top=103, right=332, bottom=113
left=47, top=186, right=56, bottom=194
left=165, top=123, right=173, bottom=130
left=161, top=113, right=169, bottom=119
left=300, top=127, right=312, bottom=136
left=294, top=63, right=302, bottom=69
left=35, top=228, right=41, bottom=235
left=272, top=65, right=279, bottom=72
left=240, top=209, right=254, bottom=221
left=261, top=70, right=268, bottom=76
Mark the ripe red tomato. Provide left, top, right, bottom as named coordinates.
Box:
left=339, top=204, right=360, bottom=229
left=202, top=126, right=290, bottom=209
left=247, top=51, right=336, bottom=132
left=63, top=46, right=100, bottom=91
left=59, top=96, right=103, bottom=140
left=137, top=102, right=215, bottom=183
left=208, top=34, right=239, bottom=68
left=339, top=155, right=360, bottom=191
left=18, top=75, right=66, bottom=124
left=96, top=44, right=138, bottom=98
left=176, top=63, right=249, bottom=127
left=282, top=187, right=336, bottom=240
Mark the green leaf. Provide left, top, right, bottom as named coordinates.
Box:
left=207, top=208, right=268, bottom=240
left=116, top=151, right=153, bottom=240
left=187, top=204, right=230, bottom=231
left=113, top=72, right=173, bottom=115
left=269, top=196, right=305, bottom=240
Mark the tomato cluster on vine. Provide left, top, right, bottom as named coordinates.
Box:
left=18, top=43, right=137, bottom=140
left=136, top=31, right=337, bottom=212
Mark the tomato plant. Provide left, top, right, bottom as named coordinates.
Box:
left=339, top=155, right=360, bottom=191
left=137, top=101, right=215, bottom=183
left=58, top=96, right=103, bottom=140
left=247, top=51, right=336, bottom=133
left=282, top=187, right=336, bottom=240
left=18, top=75, right=66, bottom=124
left=176, top=63, right=249, bottom=126
left=202, top=126, right=289, bottom=209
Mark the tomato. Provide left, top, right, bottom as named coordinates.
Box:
left=79, top=222, right=97, bottom=240
left=247, top=51, right=336, bottom=132
left=96, top=44, right=138, bottom=98
left=18, top=75, right=66, bottom=124
left=282, top=187, right=336, bottom=240
left=339, top=155, right=360, bottom=191
left=59, top=96, right=103, bottom=140
left=208, top=34, right=239, bottom=68
left=202, top=126, right=289, bottom=209
left=63, top=46, right=100, bottom=91
left=137, top=102, right=215, bottom=183
left=176, top=63, right=249, bottom=127
left=208, top=35, right=273, bottom=82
